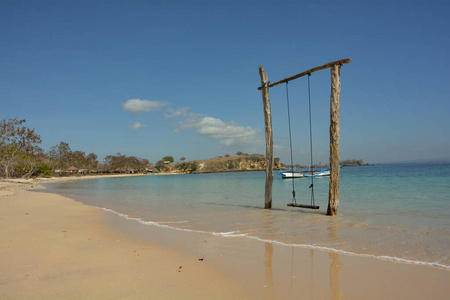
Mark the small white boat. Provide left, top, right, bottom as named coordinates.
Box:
left=279, top=168, right=331, bottom=179
left=280, top=170, right=305, bottom=178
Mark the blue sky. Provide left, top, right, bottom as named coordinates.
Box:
left=1, top=0, right=449, bottom=165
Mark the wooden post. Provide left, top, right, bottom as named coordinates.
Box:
left=259, top=65, right=273, bottom=209
left=327, top=64, right=341, bottom=216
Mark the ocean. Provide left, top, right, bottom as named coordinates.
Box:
left=43, top=163, right=450, bottom=269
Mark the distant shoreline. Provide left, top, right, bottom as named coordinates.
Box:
left=1, top=160, right=447, bottom=183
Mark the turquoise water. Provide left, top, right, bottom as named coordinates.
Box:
left=44, top=163, right=450, bottom=269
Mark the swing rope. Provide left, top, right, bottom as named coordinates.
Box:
left=285, top=75, right=318, bottom=209
left=285, top=82, right=296, bottom=204
left=307, top=74, right=316, bottom=207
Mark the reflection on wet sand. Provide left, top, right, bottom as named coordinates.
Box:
left=263, top=211, right=274, bottom=297
left=264, top=242, right=274, bottom=296
left=309, top=249, right=317, bottom=299
left=260, top=210, right=344, bottom=299
left=328, top=218, right=342, bottom=300
left=330, top=252, right=342, bottom=300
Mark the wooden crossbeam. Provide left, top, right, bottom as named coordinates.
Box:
left=258, top=58, right=351, bottom=90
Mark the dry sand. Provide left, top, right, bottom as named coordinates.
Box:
left=0, top=178, right=250, bottom=299
left=1, top=176, right=449, bottom=299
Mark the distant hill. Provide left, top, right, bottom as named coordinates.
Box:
left=340, top=159, right=368, bottom=166
left=158, top=156, right=368, bottom=174
left=164, top=155, right=283, bottom=174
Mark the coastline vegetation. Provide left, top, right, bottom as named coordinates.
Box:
left=0, top=118, right=151, bottom=178
left=1, top=118, right=368, bottom=179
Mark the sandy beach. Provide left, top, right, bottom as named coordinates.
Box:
left=1, top=176, right=449, bottom=299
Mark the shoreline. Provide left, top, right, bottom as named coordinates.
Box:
left=1, top=176, right=449, bottom=299
left=101, top=203, right=450, bottom=271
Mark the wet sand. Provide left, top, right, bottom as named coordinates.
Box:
left=1, top=177, right=449, bottom=299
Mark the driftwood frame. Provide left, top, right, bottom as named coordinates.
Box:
left=258, top=58, right=351, bottom=216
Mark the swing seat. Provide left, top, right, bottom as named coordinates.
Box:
left=287, top=203, right=320, bottom=209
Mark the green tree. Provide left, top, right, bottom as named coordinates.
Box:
left=48, top=143, right=100, bottom=173
left=104, top=153, right=150, bottom=172
left=155, top=160, right=165, bottom=172
left=104, top=153, right=126, bottom=171
left=86, top=153, right=99, bottom=170
left=178, top=162, right=189, bottom=173
left=0, top=118, right=42, bottom=178
left=14, top=152, right=46, bottom=178
left=188, top=161, right=198, bottom=173
left=48, top=142, right=72, bottom=170
left=70, top=150, right=87, bottom=168
left=138, top=158, right=151, bottom=171
left=162, top=156, right=174, bottom=163
left=34, top=162, right=52, bottom=176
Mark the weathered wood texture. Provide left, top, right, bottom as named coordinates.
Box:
left=259, top=65, right=273, bottom=209
left=287, top=203, right=320, bottom=210
left=327, top=64, right=341, bottom=216
left=258, top=58, right=351, bottom=90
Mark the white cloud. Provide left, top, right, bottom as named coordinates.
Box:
left=123, top=99, right=167, bottom=113
left=178, top=113, right=258, bottom=146
left=121, top=99, right=262, bottom=150
left=164, top=107, right=190, bottom=118
left=130, top=121, right=148, bottom=130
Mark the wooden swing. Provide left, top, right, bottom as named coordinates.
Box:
left=258, top=58, right=351, bottom=215
left=284, top=76, right=319, bottom=210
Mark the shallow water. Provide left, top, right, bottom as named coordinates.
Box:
left=44, top=163, right=450, bottom=269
